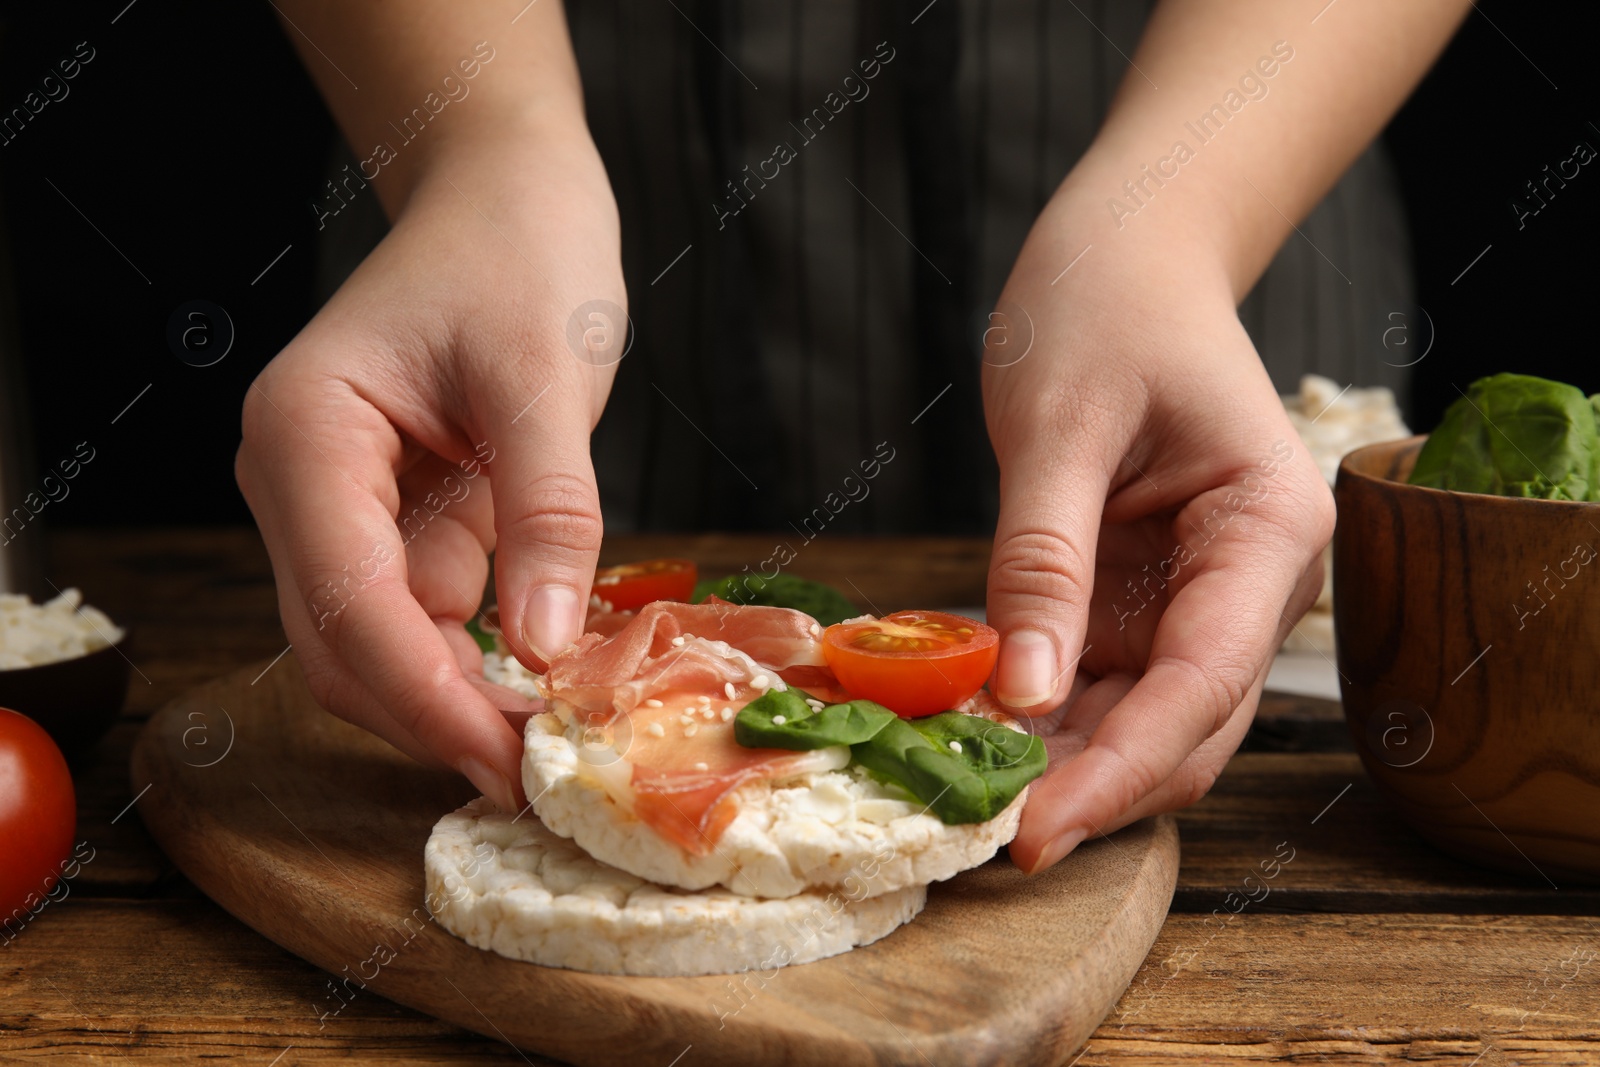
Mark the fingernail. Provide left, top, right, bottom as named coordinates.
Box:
left=1026, top=827, right=1088, bottom=875
left=457, top=757, right=517, bottom=813
left=523, top=584, right=582, bottom=662
left=996, top=628, right=1057, bottom=708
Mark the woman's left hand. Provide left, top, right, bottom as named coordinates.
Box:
left=981, top=184, right=1334, bottom=874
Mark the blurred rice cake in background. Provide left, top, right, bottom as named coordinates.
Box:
left=1280, top=375, right=1410, bottom=656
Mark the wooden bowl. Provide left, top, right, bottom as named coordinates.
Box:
left=1334, top=436, right=1600, bottom=884
left=0, top=638, right=131, bottom=757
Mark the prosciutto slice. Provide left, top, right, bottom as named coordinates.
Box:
left=614, top=690, right=836, bottom=854
left=543, top=598, right=827, bottom=718
left=582, top=607, right=636, bottom=639
left=539, top=600, right=844, bottom=855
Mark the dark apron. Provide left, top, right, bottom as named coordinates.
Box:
left=319, top=0, right=1415, bottom=536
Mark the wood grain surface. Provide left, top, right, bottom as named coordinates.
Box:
left=5, top=527, right=1597, bottom=1065
left=9, top=904, right=1597, bottom=1065
left=128, top=653, right=1179, bottom=1067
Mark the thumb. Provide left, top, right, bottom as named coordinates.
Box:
left=485, top=379, right=605, bottom=668
left=987, top=437, right=1110, bottom=712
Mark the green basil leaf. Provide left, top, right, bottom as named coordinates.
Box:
left=850, top=711, right=1047, bottom=825
left=1411, top=373, right=1600, bottom=501
left=464, top=616, right=497, bottom=654
left=734, top=694, right=1047, bottom=824
left=693, top=573, right=859, bottom=626
left=734, top=688, right=897, bottom=751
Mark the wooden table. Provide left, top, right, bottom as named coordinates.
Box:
left=6, top=528, right=1598, bottom=1064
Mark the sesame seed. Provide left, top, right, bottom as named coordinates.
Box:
left=949, top=741, right=963, bottom=754
left=671, top=636, right=685, bottom=647
left=721, top=707, right=734, bottom=722
left=601, top=600, right=614, bottom=613
left=693, top=761, right=708, bottom=772
left=805, top=699, right=825, bottom=710
left=647, top=722, right=665, bottom=738
left=681, top=632, right=695, bottom=640
left=724, top=682, right=737, bottom=700
left=697, top=695, right=711, bottom=705
left=772, top=715, right=787, bottom=725
left=589, top=594, right=604, bottom=608
left=685, top=722, right=699, bottom=737
left=702, top=707, right=716, bottom=720
left=678, top=715, right=695, bottom=726
left=751, top=674, right=770, bottom=689
left=644, top=698, right=664, bottom=708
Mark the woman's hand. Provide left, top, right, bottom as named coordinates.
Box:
left=983, top=192, right=1334, bottom=874
left=236, top=123, right=626, bottom=811
left=980, top=0, right=1471, bottom=873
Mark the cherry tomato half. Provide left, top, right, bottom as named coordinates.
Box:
left=0, top=707, right=76, bottom=921
left=821, top=611, right=999, bottom=717
left=591, top=558, right=698, bottom=612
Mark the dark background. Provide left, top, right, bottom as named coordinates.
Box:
left=0, top=1, right=1592, bottom=529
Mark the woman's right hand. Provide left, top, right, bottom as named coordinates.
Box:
left=237, top=121, right=627, bottom=811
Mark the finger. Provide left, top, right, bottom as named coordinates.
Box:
left=396, top=463, right=540, bottom=716
left=246, top=490, right=451, bottom=769
left=1035, top=671, right=1137, bottom=766
left=986, top=426, right=1114, bottom=712
left=1012, top=672, right=1262, bottom=876
left=240, top=440, right=454, bottom=770
left=240, top=373, right=524, bottom=810
left=1026, top=667, right=1099, bottom=740
left=395, top=450, right=498, bottom=553
left=438, top=619, right=535, bottom=714
left=1100, top=671, right=1266, bottom=830
left=1094, top=549, right=1322, bottom=825
left=440, top=618, right=488, bottom=676
left=289, top=636, right=443, bottom=767
left=1275, top=543, right=1334, bottom=653
left=1010, top=472, right=1333, bottom=874
left=400, top=492, right=493, bottom=624
left=1013, top=669, right=1246, bottom=869
left=470, top=675, right=539, bottom=716
left=1016, top=489, right=1330, bottom=860
left=481, top=378, right=605, bottom=668
left=394, top=456, right=513, bottom=696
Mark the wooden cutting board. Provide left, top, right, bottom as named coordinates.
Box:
left=130, top=656, right=1178, bottom=1067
